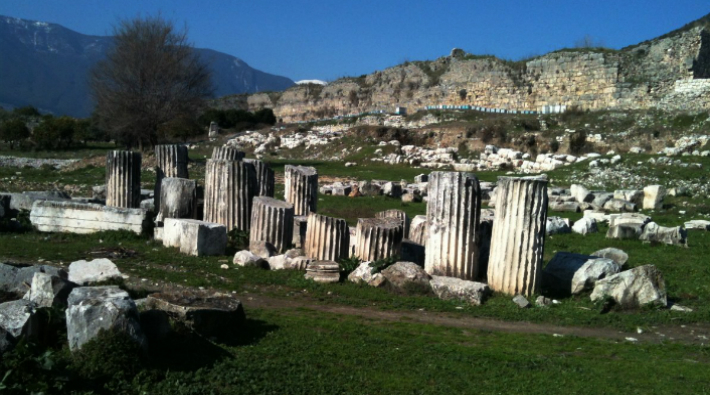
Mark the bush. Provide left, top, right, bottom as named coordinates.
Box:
left=338, top=256, right=361, bottom=278
left=71, top=329, right=145, bottom=389
left=369, top=255, right=400, bottom=275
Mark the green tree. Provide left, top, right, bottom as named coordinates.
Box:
left=0, top=118, right=30, bottom=149
left=91, top=16, right=213, bottom=150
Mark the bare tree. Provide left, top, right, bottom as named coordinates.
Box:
left=91, top=16, right=213, bottom=149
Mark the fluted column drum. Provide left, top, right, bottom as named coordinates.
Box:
left=249, top=197, right=294, bottom=254
left=245, top=159, right=275, bottom=197
left=424, top=171, right=481, bottom=280
left=487, top=176, right=548, bottom=296
left=409, top=215, right=428, bottom=246
left=304, top=213, right=350, bottom=261
left=375, top=209, right=410, bottom=239
left=284, top=165, right=318, bottom=216
left=156, top=177, right=198, bottom=225
left=212, top=146, right=245, bottom=161
left=154, top=145, right=188, bottom=208
left=204, top=159, right=256, bottom=232
left=355, top=218, right=403, bottom=262
left=106, top=150, right=141, bottom=208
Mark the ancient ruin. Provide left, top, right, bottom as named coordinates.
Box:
left=424, top=172, right=481, bottom=280
left=105, top=150, right=141, bottom=208
left=203, top=159, right=256, bottom=232
left=249, top=197, right=294, bottom=254
left=354, top=217, right=403, bottom=262
left=284, top=165, right=318, bottom=215
left=487, top=176, right=549, bottom=296
left=303, top=213, right=350, bottom=261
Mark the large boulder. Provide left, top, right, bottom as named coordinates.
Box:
left=68, top=258, right=123, bottom=285
left=639, top=222, right=688, bottom=247
left=381, top=262, right=431, bottom=292
left=65, top=286, right=145, bottom=351
left=144, top=291, right=245, bottom=340
left=591, top=248, right=629, bottom=266
left=429, top=276, right=490, bottom=305
left=24, top=272, right=76, bottom=307
left=543, top=252, right=621, bottom=295
left=590, top=265, right=667, bottom=308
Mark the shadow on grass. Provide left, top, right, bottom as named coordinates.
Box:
left=146, top=319, right=278, bottom=372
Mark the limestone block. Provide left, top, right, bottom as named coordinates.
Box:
left=204, top=159, right=256, bottom=232
left=643, top=185, right=666, bottom=210
left=425, top=172, right=481, bottom=280
left=284, top=165, right=318, bottom=215
left=608, top=213, right=651, bottom=228
left=66, top=286, right=144, bottom=351
left=145, top=291, right=245, bottom=340
left=355, top=217, right=403, bottom=262
left=613, top=189, right=643, bottom=206
left=603, top=199, right=637, bottom=212
left=31, top=200, right=147, bottom=235
left=543, top=252, right=621, bottom=295
left=292, top=215, right=308, bottom=248
left=249, top=197, right=294, bottom=254
left=606, top=223, right=644, bottom=240
left=25, top=272, right=75, bottom=308
left=685, top=220, right=710, bottom=231
left=572, top=217, right=598, bottom=235
left=0, top=263, right=67, bottom=297
left=163, top=218, right=227, bottom=256
left=549, top=200, right=581, bottom=212
left=304, top=213, right=350, bottom=261
left=570, top=184, right=594, bottom=204
left=347, top=261, right=384, bottom=286
left=0, top=299, right=39, bottom=338
left=68, top=258, right=123, bottom=285
left=381, top=262, right=431, bottom=292
left=429, top=276, right=491, bottom=305
left=106, top=150, right=141, bottom=208
left=233, top=250, right=268, bottom=268
left=639, top=222, right=687, bottom=247
left=487, top=176, right=548, bottom=296
left=590, top=265, right=667, bottom=308
left=546, top=216, right=571, bottom=235
left=591, top=248, right=628, bottom=266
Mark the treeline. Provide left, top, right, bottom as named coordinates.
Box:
left=0, top=106, right=277, bottom=151
left=0, top=106, right=105, bottom=150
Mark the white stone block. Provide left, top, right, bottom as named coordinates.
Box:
left=163, top=218, right=227, bottom=256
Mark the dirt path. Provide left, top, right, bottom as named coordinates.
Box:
left=238, top=292, right=710, bottom=346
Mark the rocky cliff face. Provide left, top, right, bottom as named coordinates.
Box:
left=214, top=22, right=710, bottom=123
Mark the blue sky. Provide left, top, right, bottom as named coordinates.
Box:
left=1, top=1, right=708, bottom=82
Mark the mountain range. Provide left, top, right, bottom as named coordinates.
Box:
left=0, top=15, right=295, bottom=117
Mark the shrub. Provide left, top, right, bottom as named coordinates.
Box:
left=569, top=130, right=587, bottom=155
left=369, top=255, right=400, bottom=275
left=338, top=256, right=361, bottom=278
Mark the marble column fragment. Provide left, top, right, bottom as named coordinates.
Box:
left=355, top=218, right=403, bottom=262
left=154, top=145, right=188, bottom=209
left=292, top=216, right=308, bottom=248
left=211, top=146, right=245, bottom=161
left=409, top=215, right=428, bottom=246
left=249, top=197, right=294, bottom=254
left=424, top=171, right=481, bottom=280
left=156, top=177, right=198, bottom=225
left=203, top=159, right=256, bottom=232
left=106, top=150, right=141, bottom=208
left=375, top=209, right=410, bottom=239
left=304, top=213, right=350, bottom=261
left=244, top=159, right=275, bottom=197
left=284, top=165, right=318, bottom=215
left=487, top=176, right=548, bottom=296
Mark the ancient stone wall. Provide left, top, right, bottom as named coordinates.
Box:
left=212, top=26, right=710, bottom=122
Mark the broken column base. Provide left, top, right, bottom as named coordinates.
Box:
left=163, top=218, right=227, bottom=256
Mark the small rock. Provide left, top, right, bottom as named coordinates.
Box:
left=429, top=276, right=490, bottom=305
left=512, top=295, right=530, bottom=308
left=535, top=296, right=552, bottom=307
left=591, top=247, right=628, bottom=266
left=233, top=250, right=268, bottom=268
left=220, top=264, right=229, bottom=270
left=68, top=258, right=122, bottom=285
left=572, top=217, right=598, bottom=235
